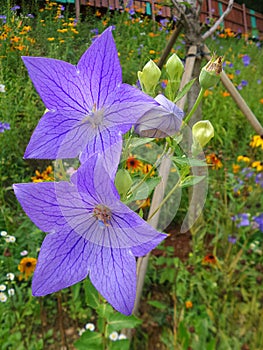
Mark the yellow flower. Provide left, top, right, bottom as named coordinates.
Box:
left=57, top=28, right=68, bottom=33
left=71, top=28, right=79, bottom=35
left=237, top=155, right=250, bottom=163
left=252, top=161, right=263, bottom=171
left=250, top=135, right=263, bottom=149
left=185, top=301, right=193, bottom=309
left=47, top=37, right=55, bottom=41
left=31, top=165, right=54, bottom=182
left=149, top=50, right=155, bottom=54
left=18, top=257, right=37, bottom=280
left=142, top=163, right=155, bottom=176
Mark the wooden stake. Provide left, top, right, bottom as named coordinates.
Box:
left=203, top=45, right=263, bottom=135
left=132, top=47, right=197, bottom=316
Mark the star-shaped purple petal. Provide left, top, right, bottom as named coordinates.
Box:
left=13, top=154, right=166, bottom=315
left=135, top=94, right=184, bottom=138
left=22, top=27, right=157, bottom=160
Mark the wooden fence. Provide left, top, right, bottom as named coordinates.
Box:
left=59, top=0, right=263, bottom=37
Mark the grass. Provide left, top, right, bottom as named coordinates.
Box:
left=0, top=1, right=263, bottom=349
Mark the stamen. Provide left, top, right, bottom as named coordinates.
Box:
left=93, top=204, right=111, bottom=228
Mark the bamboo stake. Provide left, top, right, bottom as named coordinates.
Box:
left=75, top=0, right=80, bottom=20
left=132, top=47, right=197, bottom=316
left=203, top=45, right=263, bottom=135
left=157, top=21, right=183, bottom=70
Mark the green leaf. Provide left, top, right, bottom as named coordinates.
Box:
left=84, top=279, right=99, bottom=309
left=174, top=78, right=196, bottom=103
left=172, top=156, right=208, bottom=167
left=180, top=175, right=206, bottom=188
left=126, top=177, right=161, bottom=203
left=71, top=283, right=81, bottom=302
left=109, top=339, right=130, bottom=350
left=97, top=303, right=114, bottom=318
left=107, top=313, right=142, bottom=333
left=74, top=331, right=103, bottom=350
left=128, top=137, right=154, bottom=149
left=147, top=300, right=167, bottom=310
left=178, top=321, right=190, bottom=349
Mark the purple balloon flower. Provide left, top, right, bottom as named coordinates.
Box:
left=134, top=94, right=184, bottom=138
left=13, top=154, right=166, bottom=315
left=22, top=27, right=157, bottom=162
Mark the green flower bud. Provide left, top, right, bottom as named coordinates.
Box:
left=138, top=59, right=161, bottom=95
left=191, top=120, right=214, bottom=155
left=115, top=169, right=133, bottom=198
left=199, top=56, right=223, bottom=90
left=166, top=53, right=184, bottom=81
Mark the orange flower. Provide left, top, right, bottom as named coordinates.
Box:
left=206, top=153, right=223, bottom=170
left=136, top=198, right=151, bottom=209
left=232, top=164, right=240, bottom=174
left=227, top=73, right=234, bottom=80
left=221, top=91, right=230, bottom=97
left=18, top=257, right=37, bottom=280
left=202, top=254, right=217, bottom=265
left=260, top=98, right=263, bottom=104
left=185, top=301, right=193, bottom=309
left=204, top=89, right=212, bottom=97
left=126, top=156, right=143, bottom=173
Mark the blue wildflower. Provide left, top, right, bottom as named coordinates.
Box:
left=22, top=27, right=157, bottom=165
left=242, top=55, right=250, bottom=67
left=232, top=213, right=250, bottom=227
left=255, top=173, right=263, bottom=188
left=13, top=154, right=166, bottom=315
left=0, top=122, right=10, bottom=133
left=10, top=5, right=20, bottom=11
left=228, top=235, right=237, bottom=244
left=254, top=214, right=263, bottom=232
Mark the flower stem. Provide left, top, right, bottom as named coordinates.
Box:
left=57, top=292, right=68, bottom=349
left=184, top=87, right=205, bottom=125
left=147, top=167, right=188, bottom=221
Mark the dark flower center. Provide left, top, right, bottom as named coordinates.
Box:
left=26, top=262, right=32, bottom=267
left=93, top=204, right=111, bottom=228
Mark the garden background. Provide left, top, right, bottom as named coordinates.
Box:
left=0, top=0, right=263, bottom=349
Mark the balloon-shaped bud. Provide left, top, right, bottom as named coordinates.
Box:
left=138, top=60, right=161, bottom=95
left=115, top=169, right=133, bottom=198
left=199, top=56, right=223, bottom=90
left=192, top=120, right=214, bottom=155
left=166, top=53, right=184, bottom=81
